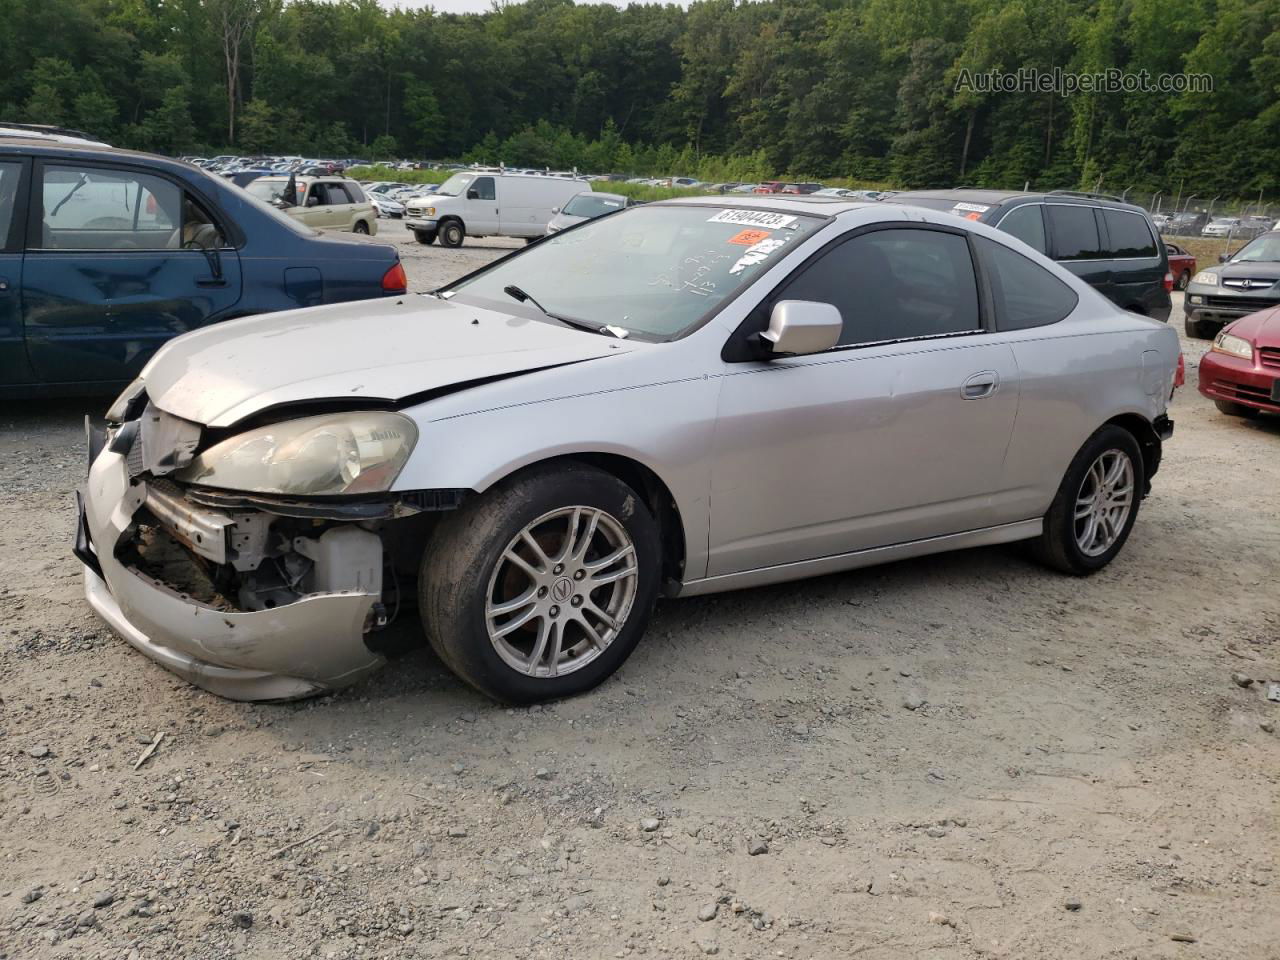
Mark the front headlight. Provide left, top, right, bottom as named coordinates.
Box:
left=426, top=206, right=436, bottom=217
left=176, top=412, right=417, bottom=496
left=1191, top=271, right=1218, bottom=286
left=1212, top=332, right=1254, bottom=360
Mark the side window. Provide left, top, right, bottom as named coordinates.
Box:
left=472, top=176, right=496, bottom=201
left=39, top=165, right=180, bottom=250
left=1103, top=209, right=1158, bottom=258
left=975, top=236, right=1078, bottom=331
left=782, top=228, right=982, bottom=346
left=343, top=183, right=365, bottom=203
left=995, top=204, right=1047, bottom=254
left=0, top=161, right=21, bottom=249
left=179, top=193, right=226, bottom=249
left=1046, top=204, right=1103, bottom=260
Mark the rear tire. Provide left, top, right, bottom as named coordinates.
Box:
left=1032, top=425, right=1144, bottom=576
left=419, top=463, right=662, bottom=703
left=352, top=221, right=369, bottom=235
left=438, top=219, right=465, bottom=248
left=414, top=229, right=437, bottom=245
left=1214, top=399, right=1260, bottom=419
left=1176, top=270, right=1191, bottom=291
left=1184, top=315, right=1215, bottom=339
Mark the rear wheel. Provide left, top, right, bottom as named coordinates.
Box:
left=1214, top=399, right=1260, bottom=419
left=1176, top=269, right=1191, bottom=291
left=352, top=221, right=369, bottom=235
left=1184, top=315, right=1216, bottom=339
left=438, top=219, right=465, bottom=248
left=419, top=464, right=661, bottom=703
left=414, top=229, right=437, bottom=245
left=1032, top=425, right=1144, bottom=575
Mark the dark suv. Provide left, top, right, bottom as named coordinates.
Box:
left=0, top=137, right=407, bottom=397
left=887, top=189, right=1172, bottom=322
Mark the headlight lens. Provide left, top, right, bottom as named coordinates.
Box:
left=426, top=206, right=436, bottom=216
left=176, top=412, right=417, bottom=496
left=1212, top=332, right=1254, bottom=360
left=1191, top=271, right=1218, bottom=286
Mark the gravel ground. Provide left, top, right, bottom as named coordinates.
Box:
left=2, top=269, right=1278, bottom=960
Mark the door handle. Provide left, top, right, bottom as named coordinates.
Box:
left=0, top=277, right=9, bottom=292
left=961, top=371, right=999, bottom=400
left=196, top=277, right=228, bottom=288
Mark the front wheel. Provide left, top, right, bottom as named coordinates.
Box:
left=414, top=229, right=437, bottom=245
left=1032, top=425, right=1144, bottom=575
left=419, top=464, right=661, bottom=703
left=438, top=219, right=465, bottom=248
left=1214, top=399, right=1260, bottom=419
left=1184, top=315, right=1216, bottom=339
left=1176, top=270, right=1191, bottom=291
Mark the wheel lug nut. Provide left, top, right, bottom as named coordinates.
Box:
left=553, top=564, right=564, bottom=575
left=537, top=587, right=548, bottom=598
left=571, top=596, right=583, bottom=607
left=573, top=570, right=585, bottom=580
left=549, top=606, right=560, bottom=618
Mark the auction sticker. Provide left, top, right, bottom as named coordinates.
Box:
left=708, top=209, right=797, bottom=229
left=951, top=202, right=990, bottom=214
left=728, top=228, right=772, bottom=245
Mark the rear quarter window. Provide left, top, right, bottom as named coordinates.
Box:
left=976, top=235, right=1078, bottom=330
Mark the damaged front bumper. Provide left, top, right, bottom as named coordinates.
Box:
left=79, top=439, right=387, bottom=701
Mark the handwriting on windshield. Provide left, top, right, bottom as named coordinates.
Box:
left=649, top=249, right=731, bottom=297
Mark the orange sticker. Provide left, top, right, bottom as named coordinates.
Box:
left=728, top=229, right=771, bottom=245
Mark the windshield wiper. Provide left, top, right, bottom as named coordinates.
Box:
left=502, top=285, right=625, bottom=338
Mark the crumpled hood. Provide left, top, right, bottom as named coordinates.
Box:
left=141, top=294, right=636, bottom=427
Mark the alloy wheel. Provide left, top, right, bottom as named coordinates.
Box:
left=1073, top=449, right=1135, bottom=557
left=484, top=506, right=639, bottom=678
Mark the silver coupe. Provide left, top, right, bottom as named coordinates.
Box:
left=79, top=197, right=1181, bottom=702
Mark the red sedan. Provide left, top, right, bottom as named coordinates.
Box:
left=1165, top=242, right=1197, bottom=290
left=1198, top=306, right=1280, bottom=417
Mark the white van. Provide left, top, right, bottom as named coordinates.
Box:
left=403, top=172, right=585, bottom=247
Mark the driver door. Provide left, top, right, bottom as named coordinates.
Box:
left=22, top=159, right=242, bottom=386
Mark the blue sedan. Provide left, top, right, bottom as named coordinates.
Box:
left=0, top=137, right=407, bottom=397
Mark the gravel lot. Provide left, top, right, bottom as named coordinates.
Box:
left=2, top=248, right=1279, bottom=960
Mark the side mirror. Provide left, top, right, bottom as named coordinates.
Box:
left=760, top=300, right=843, bottom=357
left=551, top=206, right=560, bottom=214
left=305, top=196, right=319, bottom=207
left=1218, top=253, right=1229, bottom=263
left=466, top=188, right=480, bottom=200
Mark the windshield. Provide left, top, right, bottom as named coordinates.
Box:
left=1230, top=233, right=1280, bottom=262
left=434, top=173, right=474, bottom=198
left=562, top=193, right=626, bottom=218
left=446, top=204, right=825, bottom=339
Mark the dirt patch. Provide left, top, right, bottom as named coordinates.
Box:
left=1, top=286, right=1278, bottom=959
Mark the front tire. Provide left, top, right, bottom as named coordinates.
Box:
left=419, top=464, right=661, bottom=703
left=1032, top=425, right=1144, bottom=575
left=414, top=229, right=437, bottom=245
left=1184, top=315, right=1216, bottom=339
left=438, top=219, right=465, bottom=248
left=1214, top=399, right=1260, bottom=419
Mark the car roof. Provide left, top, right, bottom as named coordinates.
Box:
left=0, top=138, right=201, bottom=177
left=888, top=187, right=1152, bottom=216
left=661, top=194, right=878, bottom=217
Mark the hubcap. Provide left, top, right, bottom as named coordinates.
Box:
left=485, top=506, right=638, bottom=678
left=1074, top=449, right=1134, bottom=557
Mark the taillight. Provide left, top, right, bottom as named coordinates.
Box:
left=1174, top=352, right=1186, bottom=388
left=381, top=261, right=407, bottom=294
left=1163, top=271, right=1174, bottom=292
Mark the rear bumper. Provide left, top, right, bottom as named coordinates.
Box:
left=78, top=446, right=385, bottom=701
left=1198, top=350, right=1280, bottom=413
